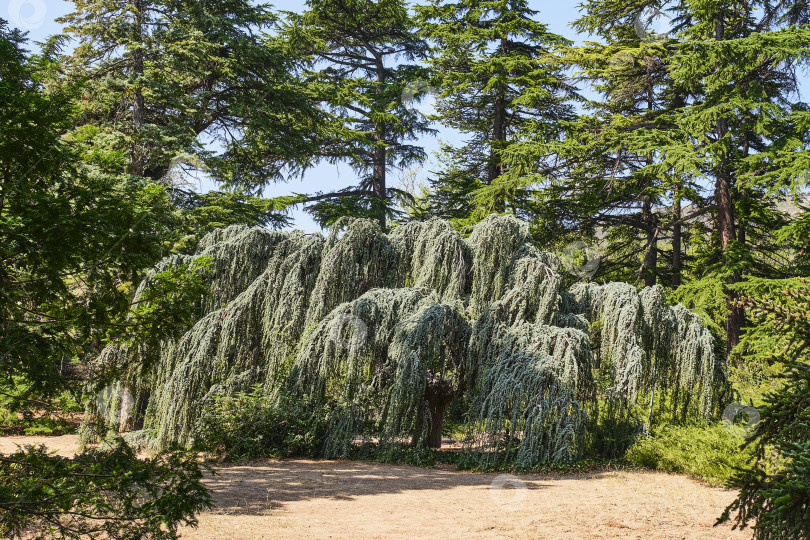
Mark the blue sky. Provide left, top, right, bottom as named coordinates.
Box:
left=6, top=1, right=808, bottom=231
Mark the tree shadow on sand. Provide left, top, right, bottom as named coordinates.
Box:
left=203, top=458, right=609, bottom=516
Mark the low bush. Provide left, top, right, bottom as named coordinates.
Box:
left=625, top=422, right=754, bottom=486
left=0, top=382, right=82, bottom=436
left=193, top=387, right=329, bottom=461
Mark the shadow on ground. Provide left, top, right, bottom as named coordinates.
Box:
left=205, top=458, right=564, bottom=515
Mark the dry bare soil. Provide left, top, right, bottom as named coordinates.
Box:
left=1, top=435, right=751, bottom=539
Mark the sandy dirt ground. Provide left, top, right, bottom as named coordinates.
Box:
left=1, top=435, right=751, bottom=539
left=0, top=434, right=81, bottom=457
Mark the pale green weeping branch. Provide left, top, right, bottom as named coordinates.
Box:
left=145, top=232, right=326, bottom=446
left=304, top=219, right=401, bottom=326
left=467, top=213, right=532, bottom=316
left=286, top=288, right=472, bottom=457
left=289, top=288, right=438, bottom=408
left=389, top=218, right=472, bottom=300
left=82, top=228, right=326, bottom=447
left=464, top=352, right=588, bottom=468
left=383, top=302, right=471, bottom=449
left=670, top=304, right=719, bottom=416
left=86, top=214, right=728, bottom=465
left=468, top=314, right=595, bottom=404
left=504, top=256, right=563, bottom=325
left=81, top=227, right=303, bottom=417
left=570, top=282, right=721, bottom=421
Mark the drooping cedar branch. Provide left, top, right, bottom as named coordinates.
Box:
left=86, top=215, right=727, bottom=465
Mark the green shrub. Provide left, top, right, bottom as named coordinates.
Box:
left=0, top=440, right=212, bottom=539
left=588, top=409, right=643, bottom=459
left=349, top=441, right=448, bottom=468
left=193, top=387, right=329, bottom=461
left=626, top=422, right=754, bottom=486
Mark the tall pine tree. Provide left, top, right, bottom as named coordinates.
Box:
left=282, top=0, right=433, bottom=229
left=502, top=1, right=810, bottom=359
left=519, top=0, right=689, bottom=286
left=415, top=0, right=574, bottom=227
left=52, top=0, right=319, bottom=238
left=665, top=0, right=810, bottom=357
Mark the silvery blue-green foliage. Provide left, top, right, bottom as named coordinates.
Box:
left=389, top=218, right=472, bottom=300
left=468, top=214, right=532, bottom=316
left=670, top=304, right=720, bottom=415
left=82, top=228, right=325, bottom=447
left=146, top=231, right=325, bottom=446
left=573, top=282, right=646, bottom=403
left=305, top=218, right=400, bottom=325
left=384, top=302, right=471, bottom=446
left=571, top=282, right=720, bottom=419
left=289, top=288, right=472, bottom=457
left=466, top=351, right=587, bottom=467
left=495, top=251, right=565, bottom=326
left=89, top=214, right=726, bottom=465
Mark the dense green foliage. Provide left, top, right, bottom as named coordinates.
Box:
left=53, top=0, right=318, bottom=185
left=0, top=19, right=202, bottom=423
left=194, top=387, right=328, bottom=461
left=0, top=441, right=211, bottom=539
left=93, top=215, right=727, bottom=471
left=414, top=0, right=574, bottom=225
left=489, top=1, right=810, bottom=362
left=719, top=281, right=810, bottom=539
left=626, top=422, right=754, bottom=486
left=282, top=0, right=434, bottom=228
left=0, top=383, right=81, bottom=436
left=0, top=20, right=214, bottom=538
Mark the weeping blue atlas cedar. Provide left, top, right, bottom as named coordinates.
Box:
left=83, top=215, right=726, bottom=467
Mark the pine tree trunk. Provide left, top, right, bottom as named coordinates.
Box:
left=488, top=94, right=506, bottom=213
left=642, top=96, right=657, bottom=287
left=642, top=195, right=657, bottom=287
left=489, top=94, right=505, bottom=184
left=487, top=39, right=507, bottom=213
left=716, top=151, right=741, bottom=359
left=714, top=15, right=742, bottom=361
left=373, top=144, right=386, bottom=229
left=373, top=59, right=387, bottom=229
left=131, top=0, right=145, bottom=175
left=672, top=185, right=682, bottom=288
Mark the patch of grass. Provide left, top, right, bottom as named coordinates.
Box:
left=347, top=442, right=450, bottom=468
left=625, top=422, right=754, bottom=486
left=440, top=420, right=467, bottom=440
